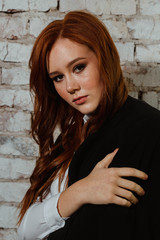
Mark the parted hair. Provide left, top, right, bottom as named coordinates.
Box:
left=18, top=10, right=128, bottom=223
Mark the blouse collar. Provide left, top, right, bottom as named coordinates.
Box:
left=83, top=115, right=90, bottom=124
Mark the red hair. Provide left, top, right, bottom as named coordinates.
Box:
left=18, top=10, right=128, bottom=223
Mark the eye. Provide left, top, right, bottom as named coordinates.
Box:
left=74, top=64, right=86, bottom=73
left=52, top=74, right=64, bottom=82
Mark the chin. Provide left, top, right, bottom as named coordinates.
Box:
left=78, top=107, right=96, bottom=115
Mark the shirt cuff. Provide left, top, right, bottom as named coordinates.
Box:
left=44, top=192, right=65, bottom=228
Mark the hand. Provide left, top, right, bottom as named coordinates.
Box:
left=81, top=149, right=148, bottom=207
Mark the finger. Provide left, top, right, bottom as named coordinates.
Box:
left=97, top=148, right=119, bottom=168
left=114, top=167, right=148, bottom=180
left=115, top=187, right=139, bottom=205
left=118, top=178, right=145, bottom=196
left=111, top=195, right=132, bottom=207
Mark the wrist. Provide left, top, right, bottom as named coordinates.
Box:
left=57, top=179, right=87, bottom=218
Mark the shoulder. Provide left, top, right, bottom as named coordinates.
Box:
left=122, top=96, right=160, bottom=125
left=106, top=96, right=160, bottom=139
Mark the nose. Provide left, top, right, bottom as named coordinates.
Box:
left=66, top=76, right=80, bottom=94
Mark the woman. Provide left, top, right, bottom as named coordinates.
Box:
left=17, top=11, right=160, bottom=240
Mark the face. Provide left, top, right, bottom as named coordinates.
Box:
left=48, top=38, right=103, bottom=115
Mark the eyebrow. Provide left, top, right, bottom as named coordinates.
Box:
left=48, top=57, right=86, bottom=77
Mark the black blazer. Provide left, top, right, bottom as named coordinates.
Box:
left=48, top=96, right=160, bottom=240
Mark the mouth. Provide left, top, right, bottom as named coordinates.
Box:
left=73, top=95, right=88, bottom=105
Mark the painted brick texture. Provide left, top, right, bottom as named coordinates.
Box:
left=0, top=0, right=160, bottom=239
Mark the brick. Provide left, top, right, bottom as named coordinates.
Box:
left=140, top=0, right=160, bottom=15
left=0, top=157, right=35, bottom=179
left=0, top=229, right=17, bottom=240
left=127, top=17, right=154, bottom=39
left=0, top=0, right=2, bottom=11
left=86, top=0, right=110, bottom=15
left=2, top=67, right=30, bottom=85
left=30, top=16, right=52, bottom=37
left=115, top=42, right=134, bottom=62
left=0, top=89, right=33, bottom=111
left=123, top=66, right=160, bottom=87
left=143, top=91, right=158, bottom=108
left=136, top=44, right=160, bottom=63
left=0, top=136, right=39, bottom=157
left=0, top=89, right=15, bottom=107
left=127, top=17, right=160, bottom=41
left=0, top=70, right=1, bottom=84
left=29, top=0, right=57, bottom=11
left=4, top=43, right=33, bottom=63
left=0, top=205, right=18, bottom=228
left=128, top=92, right=138, bottom=99
left=60, top=0, right=85, bottom=12
left=0, top=182, right=30, bottom=202
left=150, top=17, right=160, bottom=40
left=3, top=0, right=29, bottom=11
left=0, top=42, right=7, bottom=61
left=104, top=19, right=128, bottom=39
left=0, top=16, right=28, bottom=39
left=111, top=0, right=136, bottom=15
left=13, top=90, right=33, bottom=111
left=0, top=111, right=31, bottom=132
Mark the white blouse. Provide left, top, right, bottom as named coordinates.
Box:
left=17, top=169, right=68, bottom=240
left=17, top=116, right=89, bottom=240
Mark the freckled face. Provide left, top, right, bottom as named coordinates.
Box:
left=48, top=38, right=103, bottom=115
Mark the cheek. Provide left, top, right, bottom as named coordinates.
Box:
left=54, top=84, right=69, bottom=101
left=84, top=65, right=101, bottom=87
left=83, top=73, right=101, bottom=91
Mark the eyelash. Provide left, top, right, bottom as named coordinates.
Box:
left=74, top=63, right=86, bottom=73
left=52, top=74, right=64, bottom=82
left=52, top=63, right=86, bottom=83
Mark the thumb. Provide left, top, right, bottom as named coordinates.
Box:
left=97, top=148, right=119, bottom=168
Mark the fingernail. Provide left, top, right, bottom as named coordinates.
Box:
left=141, top=190, right=145, bottom=196
left=114, top=148, right=119, bottom=154
left=145, top=174, right=148, bottom=180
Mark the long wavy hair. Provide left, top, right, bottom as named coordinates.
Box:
left=18, top=10, right=128, bottom=223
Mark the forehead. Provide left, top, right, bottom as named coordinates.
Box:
left=48, top=38, right=95, bottom=72
left=49, top=38, right=91, bottom=59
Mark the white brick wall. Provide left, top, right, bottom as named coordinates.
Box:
left=0, top=42, right=7, bottom=61
left=127, top=17, right=160, bottom=40
left=29, top=0, right=57, bottom=11
left=86, top=0, right=110, bottom=15
left=29, top=14, right=55, bottom=37
left=0, top=111, right=31, bottom=132
left=143, top=91, right=158, bottom=108
left=0, top=0, right=160, bottom=239
left=104, top=19, right=129, bottom=39
left=127, top=17, right=154, bottom=39
left=0, top=182, right=30, bottom=202
left=0, top=0, right=2, bottom=11
left=3, top=0, right=29, bottom=11
left=60, top=0, right=85, bottom=12
left=0, top=206, right=18, bottom=228
left=140, top=0, right=160, bottom=15
left=0, top=229, right=17, bottom=240
left=115, top=42, right=134, bottom=62
left=0, top=136, right=38, bottom=156
left=5, top=43, right=32, bottom=63
left=0, top=157, right=35, bottom=179
left=111, top=0, right=136, bottom=15
left=2, top=67, right=30, bottom=85
left=136, top=44, right=160, bottom=63
left=0, top=89, right=33, bottom=110
left=0, top=16, right=28, bottom=39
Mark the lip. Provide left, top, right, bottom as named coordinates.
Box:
left=73, top=95, right=88, bottom=105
